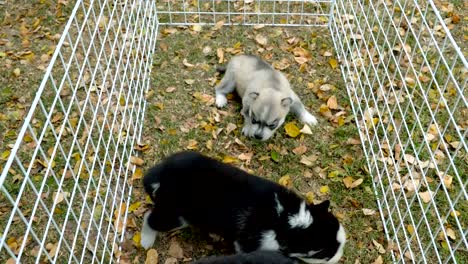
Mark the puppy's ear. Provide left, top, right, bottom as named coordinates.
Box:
left=281, top=97, right=292, bottom=107
left=315, top=200, right=330, bottom=212
left=249, top=92, right=259, bottom=100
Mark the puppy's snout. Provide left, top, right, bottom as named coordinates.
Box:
left=254, top=133, right=263, bottom=140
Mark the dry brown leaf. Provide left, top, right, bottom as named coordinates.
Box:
left=166, top=87, right=176, bottom=93
left=327, top=95, right=338, bottom=110
left=145, top=249, right=159, bottom=264
left=299, top=124, right=312, bottom=135
left=446, top=227, right=456, bottom=240
left=238, top=152, right=253, bottom=162
left=164, top=258, right=178, bottom=264
left=292, top=145, right=308, bottom=155
left=350, top=178, right=363, bottom=189
left=343, top=176, right=354, bottom=189
left=320, top=84, right=335, bottom=91
left=255, top=34, right=268, bottom=46
left=300, top=154, right=318, bottom=166
left=362, top=208, right=376, bottom=216
left=346, top=138, right=361, bottom=145
left=130, top=156, right=144, bottom=166
left=182, top=59, right=195, bottom=68
left=372, top=239, right=386, bottom=254
left=217, top=48, right=224, bottom=63
left=372, top=255, right=383, bottom=264
left=226, top=123, right=237, bottom=135
left=168, top=239, right=184, bottom=259
left=418, top=190, right=433, bottom=203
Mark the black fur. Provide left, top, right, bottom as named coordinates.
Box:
left=143, top=151, right=343, bottom=262
left=192, top=251, right=296, bottom=264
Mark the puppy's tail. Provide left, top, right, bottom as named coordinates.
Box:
left=215, top=65, right=227, bottom=74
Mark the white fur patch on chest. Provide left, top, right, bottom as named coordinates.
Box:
left=259, top=230, right=280, bottom=251
left=288, top=202, right=313, bottom=228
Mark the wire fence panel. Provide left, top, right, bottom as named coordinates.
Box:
left=331, top=0, right=467, bottom=263
left=1, top=0, right=466, bottom=263
left=0, top=0, right=158, bottom=263
left=154, top=0, right=334, bottom=27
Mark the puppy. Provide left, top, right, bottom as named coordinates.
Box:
left=141, top=151, right=345, bottom=264
left=192, top=251, right=296, bottom=264
left=215, top=55, right=318, bottom=141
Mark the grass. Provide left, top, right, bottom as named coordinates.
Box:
left=120, top=25, right=387, bottom=264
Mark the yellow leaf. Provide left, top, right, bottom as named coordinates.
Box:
left=328, top=170, right=341, bottom=178
left=328, top=58, right=338, bottom=69
left=284, top=122, right=301, bottom=138
left=133, top=232, right=141, bottom=246
left=440, top=240, right=449, bottom=250
left=305, top=191, right=314, bottom=204
left=191, top=24, right=202, bottom=32
left=319, top=104, right=333, bottom=118
left=1, top=150, right=11, bottom=160
left=119, top=95, right=126, bottom=106
left=222, top=155, right=238, bottom=164
left=129, top=202, right=142, bottom=212
left=186, top=139, right=198, bottom=150
left=233, top=42, right=242, bottom=49
left=155, top=102, right=164, bottom=110
left=278, top=175, right=292, bottom=188
left=407, top=225, right=415, bottom=235
left=343, top=176, right=354, bottom=188
left=450, top=210, right=461, bottom=218
left=320, top=186, right=329, bottom=194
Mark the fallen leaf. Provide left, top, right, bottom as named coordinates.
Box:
left=6, top=259, right=15, bottom=264
left=292, top=145, right=307, bottom=155
left=407, top=225, right=415, bottom=235
left=184, top=79, right=195, bottom=85
left=130, top=156, right=144, bottom=166
left=217, top=48, right=224, bottom=63
left=166, top=87, right=176, bottom=93
left=278, top=175, right=292, bottom=188
left=133, top=232, right=141, bottom=247
left=238, top=152, right=253, bottom=162
left=205, top=140, right=213, bottom=150
left=305, top=192, right=314, bottom=204
left=320, top=84, right=335, bottom=91
left=1, top=150, right=11, bottom=160
left=182, top=59, right=195, bottom=68
left=271, top=151, right=280, bottom=162
left=255, top=34, right=268, bottom=46
left=372, top=255, right=383, bottom=264
left=323, top=51, right=333, bottom=57
left=168, top=239, right=184, bottom=259
left=222, top=155, right=239, bottom=164
left=372, top=239, right=386, bottom=254
left=350, top=178, right=363, bottom=189
left=129, top=202, right=142, bottom=212
left=46, top=243, right=59, bottom=258
left=362, top=208, right=376, bottom=216
left=418, top=190, right=433, bottom=203
left=191, top=24, right=202, bottom=32
left=13, top=68, right=21, bottom=77
left=284, top=122, right=301, bottom=137
left=320, top=186, right=329, bottom=194
left=446, top=228, right=456, bottom=240
left=186, top=139, right=198, bottom=150
left=145, top=249, right=159, bottom=264
left=327, top=95, right=338, bottom=110
left=300, top=154, right=318, bottom=166
left=343, top=176, right=354, bottom=189
left=132, top=168, right=143, bottom=180
left=450, top=210, right=461, bottom=218
left=346, top=138, right=361, bottom=145
left=328, top=58, right=338, bottom=69
left=53, top=191, right=68, bottom=205
left=226, top=123, right=237, bottom=135
left=299, top=124, right=312, bottom=135
left=164, top=258, right=178, bottom=264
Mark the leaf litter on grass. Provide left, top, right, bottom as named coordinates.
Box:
left=124, top=23, right=389, bottom=264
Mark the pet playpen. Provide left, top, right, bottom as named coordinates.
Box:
left=0, top=0, right=466, bottom=263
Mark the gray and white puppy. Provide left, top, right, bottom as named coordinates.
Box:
left=215, top=55, right=317, bottom=141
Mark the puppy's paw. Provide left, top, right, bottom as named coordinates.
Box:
left=140, top=211, right=158, bottom=250
left=300, top=111, right=318, bottom=126
left=242, top=125, right=253, bottom=137
left=215, top=94, right=228, bottom=108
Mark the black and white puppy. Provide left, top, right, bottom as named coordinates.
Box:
left=192, top=251, right=296, bottom=264
left=141, top=151, right=346, bottom=264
